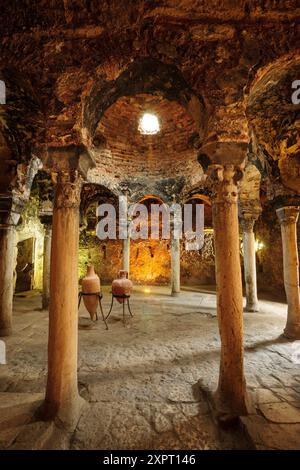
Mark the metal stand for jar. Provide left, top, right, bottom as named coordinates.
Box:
left=78, top=291, right=108, bottom=330
left=105, top=293, right=133, bottom=326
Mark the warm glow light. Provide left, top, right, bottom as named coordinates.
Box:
left=255, top=240, right=265, bottom=251
left=144, top=288, right=151, bottom=294
left=241, top=239, right=265, bottom=253
left=138, top=113, right=160, bottom=135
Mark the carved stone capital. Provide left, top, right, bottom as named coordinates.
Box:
left=53, top=171, right=82, bottom=210
left=207, top=164, right=244, bottom=205
left=41, top=144, right=95, bottom=178
left=200, top=140, right=248, bottom=166
left=276, top=206, right=300, bottom=226
left=240, top=217, right=255, bottom=232
left=239, top=206, right=262, bottom=232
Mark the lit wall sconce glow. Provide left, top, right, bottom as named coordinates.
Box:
left=138, top=113, right=160, bottom=135
left=144, top=288, right=151, bottom=294
left=240, top=239, right=265, bottom=253
left=255, top=240, right=265, bottom=252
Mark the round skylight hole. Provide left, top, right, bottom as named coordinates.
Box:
left=138, top=113, right=160, bottom=135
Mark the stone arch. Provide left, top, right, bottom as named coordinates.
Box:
left=132, top=193, right=166, bottom=206
left=183, top=193, right=212, bottom=230
left=246, top=53, right=300, bottom=193
left=80, top=182, right=120, bottom=224
left=0, top=68, right=45, bottom=193
left=184, top=193, right=211, bottom=206
left=82, top=57, right=208, bottom=147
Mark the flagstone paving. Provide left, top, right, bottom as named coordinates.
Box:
left=0, top=287, right=300, bottom=450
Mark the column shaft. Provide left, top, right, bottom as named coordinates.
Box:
left=0, top=226, right=15, bottom=336
left=242, top=219, right=259, bottom=312
left=42, top=226, right=52, bottom=309
left=171, top=237, right=180, bottom=296
left=122, top=237, right=130, bottom=275
left=211, top=165, right=248, bottom=417
left=277, top=206, right=300, bottom=339
left=44, top=173, right=82, bottom=426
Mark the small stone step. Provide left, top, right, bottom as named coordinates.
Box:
left=0, top=392, right=43, bottom=432
left=0, top=425, right=24, bottom=450
left=9, top=421, right=55, bottom=450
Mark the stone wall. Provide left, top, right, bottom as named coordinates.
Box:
left=254, top=209, right=285, bottom=299
left=93, top=94, right=202, bottom=183
left=13, top=203, right=286, bottom=295
left=181, top=232, right=215, bottom=285
left=79, top=232, right=171, bottom=285
left=16, top=198, right=44, bottom=291
left=79, top=230, right=216, bottom=286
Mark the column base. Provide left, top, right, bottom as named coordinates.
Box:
left=283, top=324, right=300, bottom=340
left=244, top=303, right=259, bottom=313
left=0, top=326, right=12, bottom=337
left=41, top=394, right=86, bottom=431
left=42, top=298, right=50, bottom=310
left=213, top=388, right=251, bottom=424
left=171, top=291, right=180, bottom=297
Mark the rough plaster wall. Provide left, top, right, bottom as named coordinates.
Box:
left=181, top=233, right=215, bottom=285
left=78, top=231, right=216, bottom=286
left=14, top=210, right=286, bottom=294
left=78, top=237, right=122, bottom=284
left=79, top=234, right=171, bottom=285
left=13, top=211, right=285, bottom=294
left=16, top=199, right=44, bottom=291
left=255, top=212, right=285, bottom=299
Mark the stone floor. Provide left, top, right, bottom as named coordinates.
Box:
left=1, top=286, right=300, bottom=450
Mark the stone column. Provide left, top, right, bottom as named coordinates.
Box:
left=0, top=195, right=22, bottom=337
left=0, top=225, right=16, bottom=336
left=240, top=211, right=260, bottom=312
left=170, top=210, right=181, bottom=296
left=171, top=237, right=180, bottom=296
left=122, top=237, right=130, bottom=275
left=276, top=206, right=300, bottom=339
left=42, top=224, right=52, bottom=310
left=209, top=164, right=248, bottom=417
left=43, top=171, right=83, bottom=426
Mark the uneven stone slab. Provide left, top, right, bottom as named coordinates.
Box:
left=0, top=394, right=43, bottom=432
left=259, top=402, right=300, bottom=424
left=4, top=289, right=300, bottom=450
left=9, top=421, right=55, bottom=450
left=272, top=387, right=300, bottom=403
left=0, top=426, right=24, bottom=450
left=241, top=415, right=300, bottom=450
left=0, top=392, right=43, bottom=408
left=254, top=388, right=282, bottom=404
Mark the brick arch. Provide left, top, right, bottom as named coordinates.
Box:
left=83, top=57, right=207, bottom=145
left=89, top=93, right=204, bottom=182
left=184, top=194, right=212, bottom=228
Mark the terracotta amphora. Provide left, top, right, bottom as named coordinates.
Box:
left=112, top=270, right=133, bottom=303
left=81, top=265, right=101, bottom=320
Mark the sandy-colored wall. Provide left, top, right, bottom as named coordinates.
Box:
left=16, top=198, right=44, bottom=291
left=254, top=209, right=285, bottom=299
left=78, top=230, right=216, bottom=286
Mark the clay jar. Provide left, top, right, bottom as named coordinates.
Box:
left=81, top=265, right=101, bottom=320
left=112, top=270, right=133, bottom=303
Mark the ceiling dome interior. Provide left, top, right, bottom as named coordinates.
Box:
left=91, top=93, right=203, bottom=182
